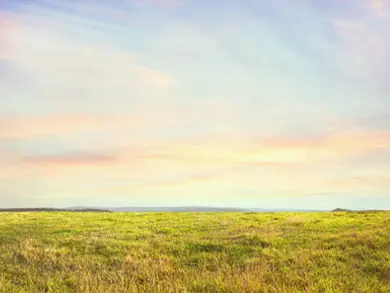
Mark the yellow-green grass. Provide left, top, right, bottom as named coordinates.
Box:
left=0, top=212, right=389, bottom=292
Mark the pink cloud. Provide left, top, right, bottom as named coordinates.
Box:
left=5, top=126, right=390, bottom=198
left=4, top=113, right=390, bottom=195
left=5, top=114, right=390, bottom=168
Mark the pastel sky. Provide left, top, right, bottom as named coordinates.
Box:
left=1, top=0, right=390, bottom=209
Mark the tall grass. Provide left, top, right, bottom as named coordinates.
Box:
left=0, top=212, right=389, bottom=292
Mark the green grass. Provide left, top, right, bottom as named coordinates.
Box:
left=0, top=212, right=389, bottom=292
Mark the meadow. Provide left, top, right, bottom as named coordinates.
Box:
left=0, top=212, right=389, bottom=293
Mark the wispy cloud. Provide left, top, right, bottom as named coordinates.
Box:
left=11, top=125, right=390, bottom=170
left=327, top=175, right=390, bottom=192
left=0, top=12, right=16, bottom=60
left=129, top=0, right=185, bottom=7
left=23, top=152, right=118, bottom=165
left=0, top=115, right=125, bottom=140
left=368, top=0, right=390, bottom=18
left=4, top=22, right=175, bottom=94
left=332, top=18, right=389, bottom=54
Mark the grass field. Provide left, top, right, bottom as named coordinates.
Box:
left=0, top=212, right=389, bottom=293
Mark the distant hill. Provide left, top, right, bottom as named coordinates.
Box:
left=331, top=208, right=386, bottom=213
left=69, top=206, right=324, bottom=212
left=332, top=208, right=351, bottom=212
left=0, top=208, right=112, bottom=213
left=0, top=206, right=329, bottom=213
left=249, top=208, right=323, bottom=213
left=107, top=206, right=250, bottom=212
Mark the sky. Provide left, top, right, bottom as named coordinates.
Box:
left=1, top=0, right=390, bottom=210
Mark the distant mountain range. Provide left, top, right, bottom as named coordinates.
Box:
left=109, top=206, right=249, bottom=212
left=0, top=208, right=112, bottom=213
left=0, top=206, right=385, bottom=212
left=1, top=207, right=386, bottom=213
left=68, top=206, right=325, bottom=212
left=0, top=206, right=325, bottom=213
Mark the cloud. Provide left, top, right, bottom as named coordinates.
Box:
left=332, top=19, right=388, bottom=54
left=3, top=120, right=388, bottom=204
left=342, top=148, right=390, bottom=170
left=129, top=0, right=185, bottom=7
left=22, top=151, right=118, bottom=166
left=3, top=126, right=390, bottom=202
left=353, top=114, right=390, bottom=131
left=368, top=0, right=390, bottom=18
left=0, top=98, right=238, bottom=141
left=135, top=66, right=176, bottom=89
left=328, top=12, right=390, bottom=90
left=7, top=34, right=175, bottom=91
left=0, top=12, right=16, bottom=60
left=327, top=175, right=390, bottom=192
left=11, top=125, right=390, bottom=169
left=0, top=115, right=136, bottom=140
left=1, top=13, right=176, bottom=115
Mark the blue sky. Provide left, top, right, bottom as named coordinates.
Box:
left=0, top=0, right=390, bottom=209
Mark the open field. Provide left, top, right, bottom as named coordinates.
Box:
left=0, top=212, right=389, bottom=293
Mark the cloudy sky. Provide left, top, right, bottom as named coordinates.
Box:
left=1, top=0, right=390, bottom=209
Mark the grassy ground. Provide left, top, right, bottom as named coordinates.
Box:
left=0, top=212, right=389, bottom=293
